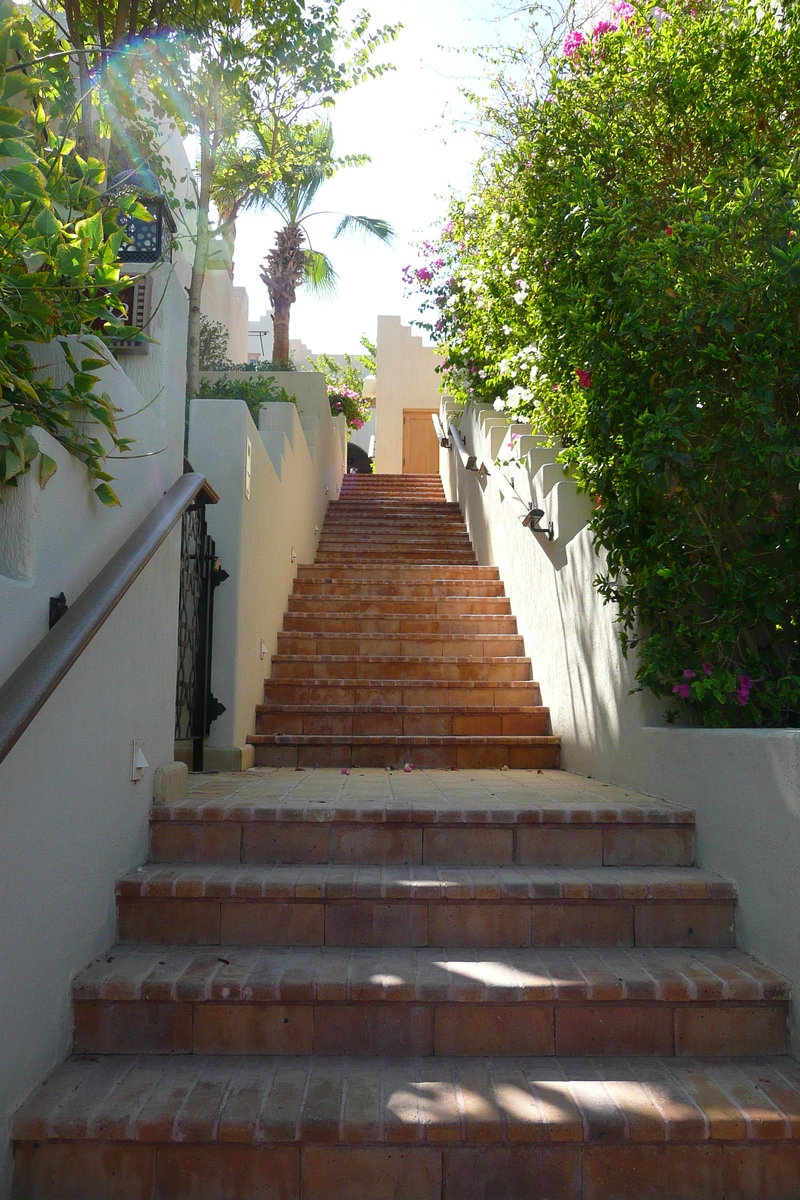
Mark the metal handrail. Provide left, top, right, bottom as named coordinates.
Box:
left=492, top=467, right=555, bottom=539
left=446, top=418, right=554, bottom=538
left=431, top=412, right=451, bottom=448
left=448, top=421, right=486, bottom=476
left=0, top=471, right=211, bottom=767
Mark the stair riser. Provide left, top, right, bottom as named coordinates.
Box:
left=18, top=1140, right=800, bottom=1200
left=261, top=684, right=543, bottom=707
left=150, top=821, right=693, bottom=868
left=73, top=999, right=788, bottom=1058
left=282, top=616, right=519, bottom=634
left=287, top=600, right=512, bottom=617
left=270, top=661, right=532, bottom=683
left=314, top=556, right=478, bottom=565
left=254, top=744, right=559, bottom=769
left=275, top=636, right=525, bottom=657
left=117, top=898, right=736, bottom=950
left=296, top=565, right=500, bottom=578
left=254, top=711, right=550, bottom=737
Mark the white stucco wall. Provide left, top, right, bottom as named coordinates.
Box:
left=0, top=535, right=180, bottom=1198
left=201, top=271, right=250, bottom=364
left=188, top=373, right=345, bottom=765
left=443, top=399, right=800, bottom=1053
left=0, top=346, right=187, bottom=1198
left=374, top=316, right=443, bottom=475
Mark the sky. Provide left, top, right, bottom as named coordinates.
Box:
left=231, top=0, right=525, bottom=356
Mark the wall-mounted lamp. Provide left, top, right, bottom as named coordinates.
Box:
left=524, top=507, right=554, bottom=540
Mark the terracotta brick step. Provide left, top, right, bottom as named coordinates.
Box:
left=261, top=680, right=543, bottom=707
left=287, top=596, right=512, bottom=615
left=322, top=518, right=466, bottom=529
left=315, top=554, right=478, bottom=565
left=287, top=600, right=513, bottom=619
left=251, top=737, right=560, bottom=770
left=317, top=530, right=474, bottom=543
left=297, top=563, right=500, bottom=580
left=71, top=946, right=790, bottom=1058
left=116, top=864, right=736, bottom=949
left=269, top=655, right=533, bottom=683
left=282, top=614, right=519, bottom=634
left=15, top=1054, right=800, bottom=1200
left=150, top=776, right=701, bottom=868
left=275, top=632, right=525, bottom=657
left=294, top=577, right=503, bottom=593
left=254, top=704, right=549, bottom=741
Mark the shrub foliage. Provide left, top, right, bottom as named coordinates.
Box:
left=411, top=0, right=800, bottom=727
left=0, top=0, right=146, bottom=505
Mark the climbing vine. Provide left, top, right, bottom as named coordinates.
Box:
left=408, top=0, right=800, bottom=727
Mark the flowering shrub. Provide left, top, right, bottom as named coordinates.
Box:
left=328, top=386, right=371, bottom=432
left=407, top=0, right=800, bottom=727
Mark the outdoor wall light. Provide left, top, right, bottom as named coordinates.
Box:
left=525, top=507, right=555, bottom=540
left=110, top=168, right=176, bottom=264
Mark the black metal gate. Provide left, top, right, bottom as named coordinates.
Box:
left=175, top=488, right=228, bottom=771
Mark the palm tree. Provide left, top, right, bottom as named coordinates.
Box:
left=232, top=122, right=394, bottom=365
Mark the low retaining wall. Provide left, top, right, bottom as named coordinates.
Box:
left=188, top=374, right=346, bottom=768
left=442, top=400, right=800, bottom=1053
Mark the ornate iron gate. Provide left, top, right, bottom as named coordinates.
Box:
left=175, top=491, right=228, bottom=771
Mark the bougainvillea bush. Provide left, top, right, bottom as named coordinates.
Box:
left=409, top=0, right=800, bottom=727
left=328, top=386, right=370, bottom=433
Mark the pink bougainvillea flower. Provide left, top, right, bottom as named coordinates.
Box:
left=403, top=762, right=416, bottom=773
left=665, top=226, right=673, bottom=235
left=576, top=368, right=593, bottom=389
left=702, top=662, right=713, bottom=676
left=736, top=675, right=752, bottom=706
left=592, top=18, right=619, bottom=39
left=683, top=668, right=696, bottom=679
left=673, top=683, right=692, bottom=699
left=612, top=0, right=635, bottom=19
left=563, top=29, right=587, bottom=58
left=341, top=768, right=351, bottom=775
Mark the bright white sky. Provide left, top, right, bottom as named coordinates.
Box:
left=231, top=0, right=525, bottom=356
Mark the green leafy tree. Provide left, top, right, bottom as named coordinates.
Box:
left=411, top=0, right=800, bottom=727
left=155, top=3, right=398, bottom=397
left=0, top=0, right=146, bottom=504
left=246, top=121, right=393, bottom=366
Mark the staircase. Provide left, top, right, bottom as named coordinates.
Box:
left=12, top=476, right=800, bottom=1200
left=248, top=474, right=560, bottom=770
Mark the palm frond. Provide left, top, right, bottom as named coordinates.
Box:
left=304, top=249, right=339, bottom=299
left=333, top=214, right=395, bottom=244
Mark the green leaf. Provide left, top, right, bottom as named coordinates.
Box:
left=39, top=451, right=57, bottom=487
left=75, top=209, right=103, bottom=250
left=94, top=482, right=121, bottom=507
left=2, top=161, right=47, bottom=197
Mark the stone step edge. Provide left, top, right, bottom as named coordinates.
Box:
left=270, top=655, right=533, bottom=665
left=254, top=704, right=548, bottom=715
left=14, top=1055, right=800, bottom=1147
left=262, top=680, right=541, bottom=690
left=116, top=864, right=737, bottom=901
left=276, top=633, right=525, bottom=643
left=247, top=735, right=562, bottom=747
left=73, top=945, right=789, bottom=1003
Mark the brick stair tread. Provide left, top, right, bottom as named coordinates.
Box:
left=117, top=863, right=735, bottom=901
left=254, top=704, right=546, bottom=717
left=296, top=565, right=499, bottom=576
left=74, top=945, right=788, bottom=1003
left=151, top=770, right=692, bottom=826
left=264, top=680, right=538, bottom=690
left=276, top=633, right=524, bottom=646
left=15, top=1053, right=800, bottom=1145
left=248, top=735, right=560, bottom=747
left=271, top=655, right=532, bottom=665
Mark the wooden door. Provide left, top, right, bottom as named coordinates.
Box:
left=402, top=409, right=439, bottom=474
